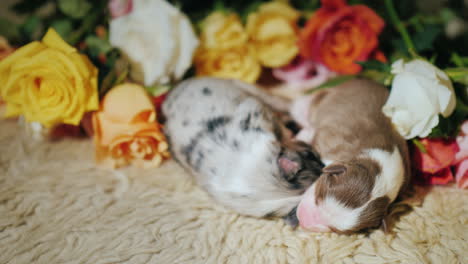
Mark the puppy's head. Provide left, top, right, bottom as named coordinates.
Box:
left=296, top=147, right=406, bottom=233
left=277, top=141, right=324, bottom=191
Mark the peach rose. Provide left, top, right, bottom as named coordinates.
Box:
left=246, top=2, right=300, bottom=67
left=195, top=45, right=261, bottom=83
left=298, top=0, right=385, bottom=74
left=93, top=83, right=170, bottom=169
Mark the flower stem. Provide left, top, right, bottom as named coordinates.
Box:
left=384, top=0, right=417, bottom=57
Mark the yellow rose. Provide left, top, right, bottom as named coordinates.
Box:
left=93, top=83, right=170, bottom=169
left=0, top=28, right=98, bottom=127
left=246, top=2, right=300, bottom=67
left=194, top=46, right=261, bottom=83
left=200, top=12, right=248, bottom=49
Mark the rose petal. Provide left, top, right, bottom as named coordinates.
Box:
left=414, top=168, right=454, bottom=186
left=455, top=159, right=468, bottom=189
left=412, top=138, right=458, bottom=174
left=101, top=83, right=155, bottom=123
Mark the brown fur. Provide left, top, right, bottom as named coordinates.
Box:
left=307, top=78, right=411, bottom=230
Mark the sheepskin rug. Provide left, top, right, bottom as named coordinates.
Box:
left=0, top=119, right=467, bottom=264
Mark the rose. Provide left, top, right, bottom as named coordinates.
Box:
left=273, top=57, right=335, bottom=88
left=454, top=160, right=468, bottom=189
left=108, top=0, right=133, bottom=18
left=195, top=11, right=260, bottom=83
left=0, top=28, right=98, bottom=127
left=194, top=46, right=261, bottom=83
left=454, top=121, right=468, bottom=189
left=109, top=0, right=198, bottom=86
left=93, top=83, right=170, bottom=169
left=298, top=0, right=385, bottom=74
left=382, top=59, right=456, bottom=139
left=200, top=12, right=248, bottom=49
left=246, top=2, right=300, bottom=67
left=0, top=36, right=14, bottom=60
left=0, top=36, right=14, bottom=118
left=412, top=138, right=458, bottom=185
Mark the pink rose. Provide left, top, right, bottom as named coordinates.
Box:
left=272, top=57, right=335, bottom=90
left=455, top=160, right=468, bottom=189
left=108, top=0, right=133, bottom=18
left=412, top=138, right=459, bottom=186
left=454, top=120, right=468, bottom=189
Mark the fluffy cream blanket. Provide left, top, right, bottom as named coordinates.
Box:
left=0, top=119, right=466, bottom=264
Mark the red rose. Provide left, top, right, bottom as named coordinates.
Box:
left=412, top=138, right=459, bottom=186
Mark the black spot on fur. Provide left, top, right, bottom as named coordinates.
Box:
left=285, top=120, right=301, bottom=135
left=181, top=131, right=204, bottom=166
left=202, top=87, right=212, bottom=95
left=206, top=116, right=231, bottom=133
left=209, top=168, right=217, bottom=174
left=240, top=114, right=251, bottom=131
left=193, top=150, right=205, bottom=172
left=182, top=120, right=189, bottom=127
left=283, top=207, right=299, bottom=227
left=232, top=140, right=240, bottom=150
left=253, top=127, right=264, bottom=133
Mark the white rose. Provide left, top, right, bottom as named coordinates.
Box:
left=109, top=0, right=199, bottom=86
left=382, top=59, right=456, bottom=139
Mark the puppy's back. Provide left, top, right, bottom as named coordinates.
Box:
left=311, top=79, right=397, bottom=160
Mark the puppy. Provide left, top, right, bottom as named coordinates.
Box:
left=291, top=78, right=411, bottom=233
left=162, top=77, right=324, bottom=221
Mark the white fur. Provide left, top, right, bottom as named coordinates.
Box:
left=301, top=185, right=364, bottom=231
left=365, top=146, right=405, bottom=202
left=301, top=146, right=405, bottom=231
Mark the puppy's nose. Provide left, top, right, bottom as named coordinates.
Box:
left=297, top=201, right=330, bottom=232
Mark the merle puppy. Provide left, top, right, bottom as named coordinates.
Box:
left=162, top=77, right=323, bottom=223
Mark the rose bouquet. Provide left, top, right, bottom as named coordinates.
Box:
left=0, top=0, right=467, bottom=188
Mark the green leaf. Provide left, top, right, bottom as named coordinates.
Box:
left=19, top=16, right=42, bottom=40
left=356, top=60, right=391, bottom=72
left=412, top=139, right=427, bottom=153
left=58, top=0, right=92, bottom=19
left=413, top=24, right=442, bottom=52
left=445, top=67, right=468, bottom=85
left=305, top=75, right=355, bottom=94
left=451, top=53, right=468, bottom=67
left=85, top=35, right=113, bottom=57
left=51, top=19, right=73, bottom=41
left=360, top=70, right=393, bottom=86
left=145, top=84, right=172, bottom=97
left=440, top=8, right=457, bottom=24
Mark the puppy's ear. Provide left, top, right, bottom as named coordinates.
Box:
left=278, top=156, right=300, bottom=175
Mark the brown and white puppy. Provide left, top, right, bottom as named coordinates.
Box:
left=291, top=78, right=411, bottom=233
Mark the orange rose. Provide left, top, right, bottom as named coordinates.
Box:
left=298, top=0, right=385, bottom=74
left=93, top=83, right=170, bottom=169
